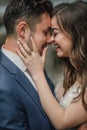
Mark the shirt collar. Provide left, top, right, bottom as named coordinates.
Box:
left=1, top=47, right=27, bottom=72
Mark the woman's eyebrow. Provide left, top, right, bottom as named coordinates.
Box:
left=48, top=27, right=59, bottom=35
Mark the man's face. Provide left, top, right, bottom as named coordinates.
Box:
left=26, top=13, right=51, bottom=55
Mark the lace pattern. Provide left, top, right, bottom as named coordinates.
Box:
left=56, top=83, right=81, bottom=110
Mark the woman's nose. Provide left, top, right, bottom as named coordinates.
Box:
left=49, top=35, right=55, bottom=43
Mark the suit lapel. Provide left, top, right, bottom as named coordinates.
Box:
left=15, top=69, right=50, bottom=121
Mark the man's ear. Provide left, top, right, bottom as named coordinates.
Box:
left=17, top=21, right=29, bottom=38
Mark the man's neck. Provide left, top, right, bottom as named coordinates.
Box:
left=3, top=36, right=18, bottom=54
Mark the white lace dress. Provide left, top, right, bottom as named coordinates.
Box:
left=54, top=82, right=81, bottom=130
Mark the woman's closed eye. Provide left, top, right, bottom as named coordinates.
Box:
left=52, top=28, right=59, bottom=37
left=52, top=32, right=59, bottom=37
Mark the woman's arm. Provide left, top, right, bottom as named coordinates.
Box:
left=16, top=38, right=87, bottom=129
left=32, top=71, right=87, bottom=129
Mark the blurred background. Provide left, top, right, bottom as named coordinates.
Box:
left=0, top=0, right=87, bottom=86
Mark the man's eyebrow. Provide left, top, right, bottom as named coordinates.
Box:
left=45, top=27, right=51, bottom=31
left=42, top=27, right=51, bottom=33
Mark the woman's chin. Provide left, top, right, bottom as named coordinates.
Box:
left=56, top=51, right=63, bottom=58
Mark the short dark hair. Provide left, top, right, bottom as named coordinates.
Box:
left=3, top=0, right=53, bottom=36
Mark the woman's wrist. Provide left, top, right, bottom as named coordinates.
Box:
left=32, top=71, right=44, bottom=81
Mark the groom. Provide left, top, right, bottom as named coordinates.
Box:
left=0, top=0, right=55, bottom=130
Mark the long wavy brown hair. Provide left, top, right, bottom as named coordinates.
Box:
left=53, top=1, right=87, bottom=110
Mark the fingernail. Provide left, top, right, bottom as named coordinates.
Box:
left=17, top=41, right=20, bottom=45
left=30, top=36, right=33, bottom=41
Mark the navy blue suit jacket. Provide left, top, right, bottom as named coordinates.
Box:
left=0, top=51, right=55, bottom=130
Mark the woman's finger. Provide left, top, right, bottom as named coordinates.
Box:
left=15, top=49, right=26, bottom=62
left=18, top=39, right=31, bottom=54
left=30, top=37, right=38, bottom=52
left=42, top=46, right=48, bottom=62
left=17, top=40, right=31, bottom=58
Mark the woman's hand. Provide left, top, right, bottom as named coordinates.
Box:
left=16, top=37, right=47, bottom=78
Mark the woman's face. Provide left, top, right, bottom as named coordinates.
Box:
left=51, top=16, right=72, bottom=58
